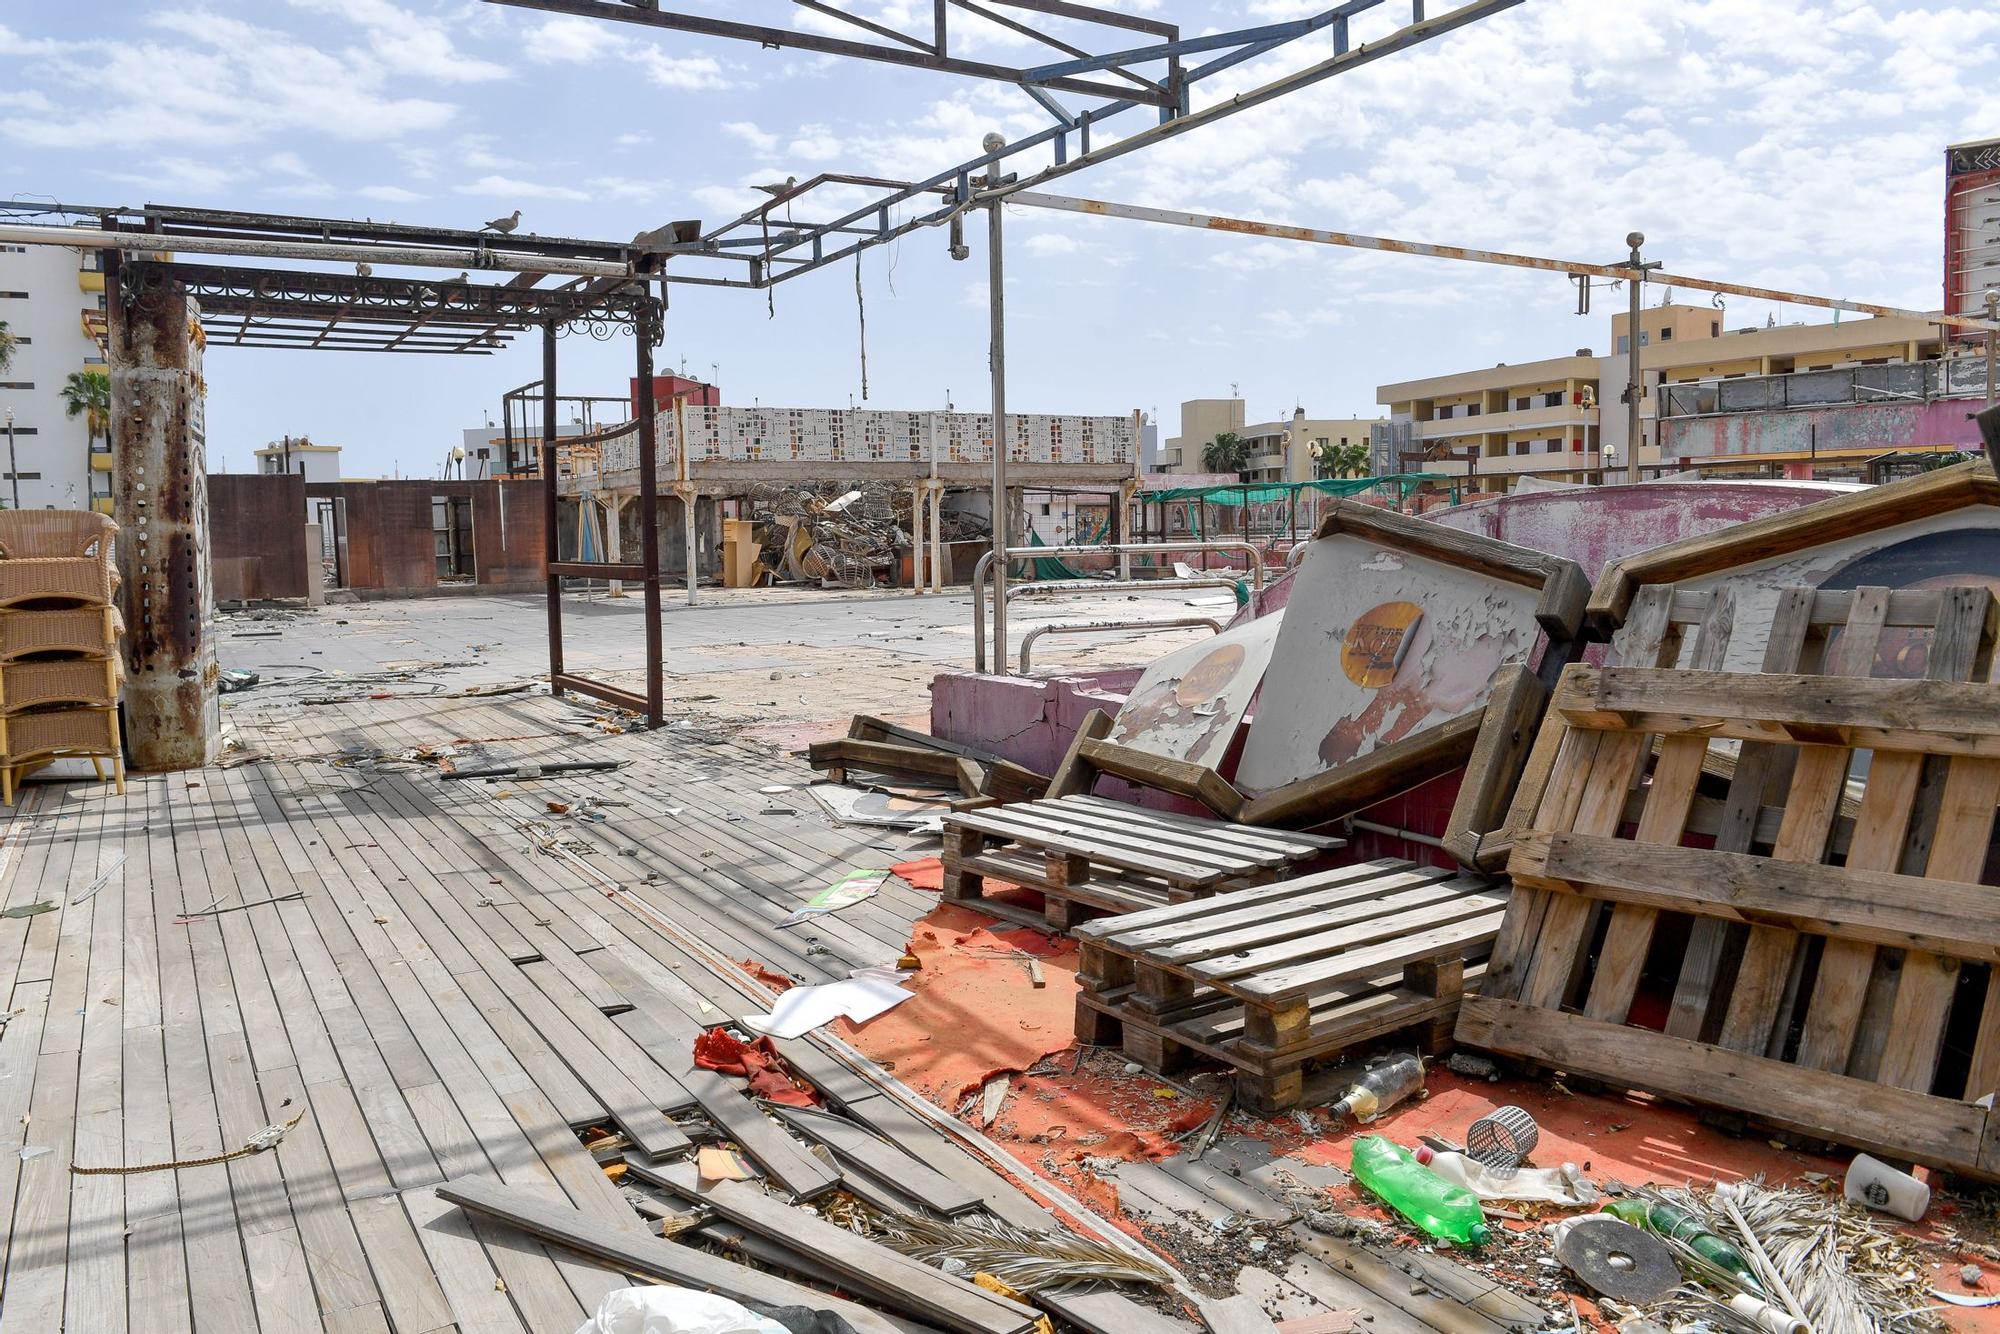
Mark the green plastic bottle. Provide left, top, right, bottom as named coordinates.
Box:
left=1349, top=1136, right=1491, bottom=1247
left=1602, top=1198, right=1761, bottom=1291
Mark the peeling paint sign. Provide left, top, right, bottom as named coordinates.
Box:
left=1235, top=536, right=1540, bottom=794
left=1108, top=610, right=1284, bottom=769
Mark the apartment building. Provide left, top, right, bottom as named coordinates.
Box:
left=1159, top=397, right=1383, bottom=481
left=0, top=237, right=113, bottom=512
left=1379, top=305, right=1955, bottom=492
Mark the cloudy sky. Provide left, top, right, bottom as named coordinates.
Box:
left=2, top=0, right=1995, bottom=477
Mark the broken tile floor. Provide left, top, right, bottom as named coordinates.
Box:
left=4, top=591, right=1998, bottom=1331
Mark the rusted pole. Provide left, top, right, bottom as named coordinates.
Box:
left=543, top=321, right=564, bottom=693
left=108, top=255, right=219, bottom=769
left=634, top=317, right=665, bottom=726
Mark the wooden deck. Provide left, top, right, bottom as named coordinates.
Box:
left=0, top=688, right=943, bottom=1332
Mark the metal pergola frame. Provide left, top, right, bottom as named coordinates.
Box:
left=0, top=201, right=676, bottom=736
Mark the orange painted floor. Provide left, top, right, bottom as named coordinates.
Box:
left=835, top=893, right=2000, bottom=1329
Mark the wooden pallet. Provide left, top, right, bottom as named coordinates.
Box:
left=939, top=793, right=1340, bottom=933
left=1459, top=588, right=2000, bottom=1175
left=1073, top=859, right=1504, bottom=1110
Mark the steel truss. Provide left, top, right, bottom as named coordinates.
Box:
left=483, top=0, right=1522, bottom=289
left=124, top=260, right=657, bottom=353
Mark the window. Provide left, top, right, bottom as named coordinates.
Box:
left=1513, top=441, right=1528, bottom=456
left=0, top=381, right=29, bottom=390
left=1, top=427, right=36, bottom=436
left=2, top=472, right=42, bottom=481
left=1513, top=396, right=1529, bottom=411
left=1466, top=403, right=1480, bottom=417
left=1660, top=327, right=1674, bottom=341
left=1617, top=335, right=1630, bottom=353
left=0, top=292, right=26, bottom=300
left=1542, top=391, right=1562, bottom=408
left=1711, top=321, right=1719, bottom=337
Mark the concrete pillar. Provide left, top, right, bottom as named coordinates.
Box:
left=303, top=523, right=326, bottom=607
left=930, top=487, right=944, bottom=591
left=108, top=265, right=219, bottom=770
left=910, top=481, right=926, bottom=594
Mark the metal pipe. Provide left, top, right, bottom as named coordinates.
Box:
left=542, top=323, right=564, bottom=693
left=970, top=538, right=1264, bottom=671
left=635, top=333, right=665, bottom=726
left=999, top=192, right=2000, bottom=335
left=0, top=221, right=631, bottom=277
left=987, top=195, right=1009, bottom=676
left=1347, top=816, right=1446, bottom=850
left=1626, top=231, right=1644, bottom=485
left=1019, top=616, right=1222, bottom=672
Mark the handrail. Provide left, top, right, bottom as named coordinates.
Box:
left=1018, top=617, right=1223, bottom=672
left=972, top=540, right=1264, bottom=673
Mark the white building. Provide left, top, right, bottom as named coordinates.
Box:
left=253, top=437, right=344, bottom=482
left=0, top=236, right=112, bottom=511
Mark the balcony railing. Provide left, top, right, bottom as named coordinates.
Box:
left=1660, top=359, right=1991, bottom=419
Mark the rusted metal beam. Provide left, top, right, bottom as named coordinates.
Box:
left=1003, top=191, right=2000, bottom=334
left=106, top=251, right=219, bottom=770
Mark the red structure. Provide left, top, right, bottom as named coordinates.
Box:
left=631, top=374, right=720, bottom=417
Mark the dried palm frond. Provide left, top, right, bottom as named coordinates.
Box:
left=876, top=1211, right=1174, bottom=1293
left=1648, top=1180, right=1944, bottom=1334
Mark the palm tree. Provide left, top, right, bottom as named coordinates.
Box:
left=1201, top=431, right=1250, bottom=476
left=1316, top=439, right=1371, bottom=479
left=0, top=320, right=15, bottom=375
left=62, top=370, right=111, bottom=455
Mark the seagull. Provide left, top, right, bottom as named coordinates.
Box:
left=354, top=261, right=372, bottom=278
left=752, top=177, right=797, bottom=199
left=482, top=209, right=521, bottom=234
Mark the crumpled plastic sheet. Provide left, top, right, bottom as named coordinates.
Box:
left=573, top=1285, right=861, bottom=1334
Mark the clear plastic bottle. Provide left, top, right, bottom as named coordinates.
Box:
left=1330, top=1054, right=1424, bottom=1122
left=1349, top=1135, right=1491, bottom=1247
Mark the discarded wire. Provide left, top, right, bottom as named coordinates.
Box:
left=176, top=891, right=306, bottom=923
left=73, top=1103, right=307, bottom=1175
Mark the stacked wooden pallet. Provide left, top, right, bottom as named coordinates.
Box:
left=1075, top=860, right=1505, bottom=1110
left=0, top=511, right=125, bottom=803
left=1458, top=585, right=2000, bottom=1175
left=940, top=793, right=1340, bottom=932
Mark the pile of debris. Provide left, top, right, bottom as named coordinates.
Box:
left=743, top=482, right=929, bottom=588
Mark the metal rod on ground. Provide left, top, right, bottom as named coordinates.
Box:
left=987, top=181, right=1009, bottom=677
left=1626, top=230, right=1645, bottom=485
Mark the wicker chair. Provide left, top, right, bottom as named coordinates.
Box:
left=0, top=707, right=123, bottom=803
left=0, top=605, right=122, bottom=660
left=0, top=510, right=119, bottom=607
left=0, top=657, right=123, bottom=713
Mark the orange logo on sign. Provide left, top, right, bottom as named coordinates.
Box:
left=1339, top=601, right=1424, bottom=687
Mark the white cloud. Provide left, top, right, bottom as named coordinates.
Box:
left=358, top=184, right=425, bottom=202
left=722, top=122, right=779, bottom=154
left=286, top=0, right=507, bottom=82
left=1022, top=233, right=1082, bottom=257
left=635, top=48, right=731, bottom=90
left=454, top=174, right=591, bottom=202
left=527, top=16, right=616, bottom=63
left=0, top=16, right=459, bottom=149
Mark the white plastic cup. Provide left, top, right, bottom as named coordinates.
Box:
left=1844, top=1152, right=1931, bottom=1222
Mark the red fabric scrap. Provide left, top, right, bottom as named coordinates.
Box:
left=692, top=1027, right=819, bottom=1107
left=890, top=857, right=944, bottom=891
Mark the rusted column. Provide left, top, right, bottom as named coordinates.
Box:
left=107, top=259, right=220, bottom=769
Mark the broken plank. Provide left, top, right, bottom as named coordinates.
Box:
left=435, top=1176, right=924, bottom=1334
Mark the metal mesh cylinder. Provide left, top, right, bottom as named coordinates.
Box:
left=1465, top=1105, right=1538, bottom=1170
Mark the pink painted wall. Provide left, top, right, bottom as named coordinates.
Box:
left=1660, top=399, right=1989, bottom=462
left=1425, top=481, right=1848, bottom=582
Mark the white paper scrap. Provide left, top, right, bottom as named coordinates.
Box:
left=739, top=966, right=913, bottom=1040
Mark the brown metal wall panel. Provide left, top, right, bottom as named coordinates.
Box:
left=207, top=473, right=310, bottom=601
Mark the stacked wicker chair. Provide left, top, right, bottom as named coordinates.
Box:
left=0, top=510, right=125, bottom=802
